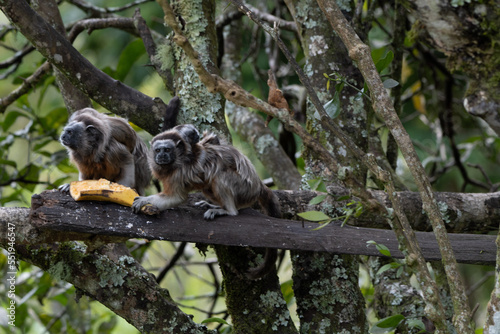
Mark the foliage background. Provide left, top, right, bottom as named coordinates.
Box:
left=0, top=0, right=498, bottom=333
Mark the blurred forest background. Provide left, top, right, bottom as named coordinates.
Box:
left=0, top=0, right=499, bottom=333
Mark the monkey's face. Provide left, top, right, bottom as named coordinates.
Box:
left=60, top=122, right=85, bottom=149
left=152, top=140, right=178, bottom=165
left=60, top=121, right=103, bottom=150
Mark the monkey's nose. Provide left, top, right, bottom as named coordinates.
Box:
left=155, top=155, right=171, bottom=165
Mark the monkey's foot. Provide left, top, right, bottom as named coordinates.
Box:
left=195, top=200, right=220, bottom=210
left=58, top=183, right=70, bottom=193
left=203, top=208, right=228, bottom=220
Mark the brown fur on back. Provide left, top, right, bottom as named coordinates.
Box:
left=62, top=108, right=151, bottom=195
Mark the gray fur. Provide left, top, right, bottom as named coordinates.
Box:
left=59, top=108, right=151, bottom=195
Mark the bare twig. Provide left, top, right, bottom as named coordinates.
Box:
left=133, top=9, right=174, bottom=93
left=0, top=62, right=51, bottom=113
left=67, top=0, right=154, bottom=15
left=216, top=4, right=297, bottom=32
left=0, top=45, right=34, bottom=69
left=226, top=7, right=449, bottom=328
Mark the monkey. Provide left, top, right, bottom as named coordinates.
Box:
left=171, top=123, right=201, bottom=147
left=59, top=107, right=151, bottom=195
left=132, top=125, right=280, bottom=278
left=132, top=126, right=280, bottom=219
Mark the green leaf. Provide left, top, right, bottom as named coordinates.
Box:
left=280, top=279, right=295, bottom=305
left=40, top=107, right=69, bottom=130
left=336, top=195, right=351, bottom=201
left=383, top=78, right=399, bottom=89
left=116, top=39, right=146, bottom=81
left=307, top=178, right=326, bottom=192
left=57, top=159, right=78, bottom=174
left=2, top=110, right=31, bottom=132
left=376, top=262, right=401, bottom=276
left=37, top=76, right=56, bottom=110
left=375, top=50, right=394, bottom=73
left=396, top=265, right=404, bottom=278
left=324, top=91, right=341, bottom=119
left=297, top=210, right=330, bottom=222
left=17, top=164, right=41, bottom=192
left=311, top=220, right=333, bottom=231
left=407, top=318, right=425, bottom=331
left=376, top=244, right=392, bottom=257
left=0, top=158, right=17, bottom=168
left=371, top=47, right=386, bottom=64
left=376, top=314, right=405, bottom=328
left=201, top=317, right=230, bottom=325
left=33, top=138, right=54, bottom=152
left=367, top=241, right=392, bottom=257
left=309, top=194, right=327, bottom=205
left=335, top=81, right=345, bottom=93
left=370, top=314, right=405, bottom=333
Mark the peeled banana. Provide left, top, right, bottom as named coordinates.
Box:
left=69, top=179, right=138, bottom=207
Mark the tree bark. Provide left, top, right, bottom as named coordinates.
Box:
left=0, top=207, right=214, bottom=334
left=221, top=8, right=301, bottom=190
left=13, top=190, right=493, bottom=265
left=157, top=1, right=296, bottom=331
left=284, top=0, right=369, bottom=330
left=31, top=0, right=92, bottom=112
left=0, top=0, right=171, bottom=134
left=407, top=0, right=500, bottom=136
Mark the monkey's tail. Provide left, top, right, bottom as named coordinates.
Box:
left=258, top=185, right=281, bottom=219
left=246, top=185, right=281, bottom=280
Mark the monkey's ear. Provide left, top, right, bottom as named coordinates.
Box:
left=85, top=124, right=100, bottom=136
left=175, top=139, right=183, bottom=147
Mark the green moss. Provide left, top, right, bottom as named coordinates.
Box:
left=95, top=256, right=128, bottom=288
left=255, top=134, right=278, bottom=155
left=153, top=42, right=175, bottom=71
left=47, top=260, right=72, bottom=282
left=171, top=0, right=226, bottom=136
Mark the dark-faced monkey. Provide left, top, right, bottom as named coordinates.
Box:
left=59, top=108, right=151, bottom=195
left=132, top=125, right=280, bottom=220
left=132, top=124, right=280, bottom=278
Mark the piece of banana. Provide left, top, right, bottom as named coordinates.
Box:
left=69, top=179, right=138, bottom=207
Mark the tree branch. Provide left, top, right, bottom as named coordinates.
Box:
left=15, top=190, right=496, bottom=265
left=0, top=0, right=170, bottom=134
left=316, top=1, right=474, bottom=331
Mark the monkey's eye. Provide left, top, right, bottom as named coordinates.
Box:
left=165, top=148, right=171, bottom=153
left=155, top=148, right=161, bottom=153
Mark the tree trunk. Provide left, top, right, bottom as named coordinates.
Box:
left=285, top=0, right=369, bottom=331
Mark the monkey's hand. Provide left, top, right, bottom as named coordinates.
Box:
left=133, top=194, right=185, bottom=214
left=58, top=183, right=70, bottom=193
left=132, top=196, right=151, bottom=214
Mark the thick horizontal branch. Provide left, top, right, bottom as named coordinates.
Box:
left=27, top=190, right=497, bottom=266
